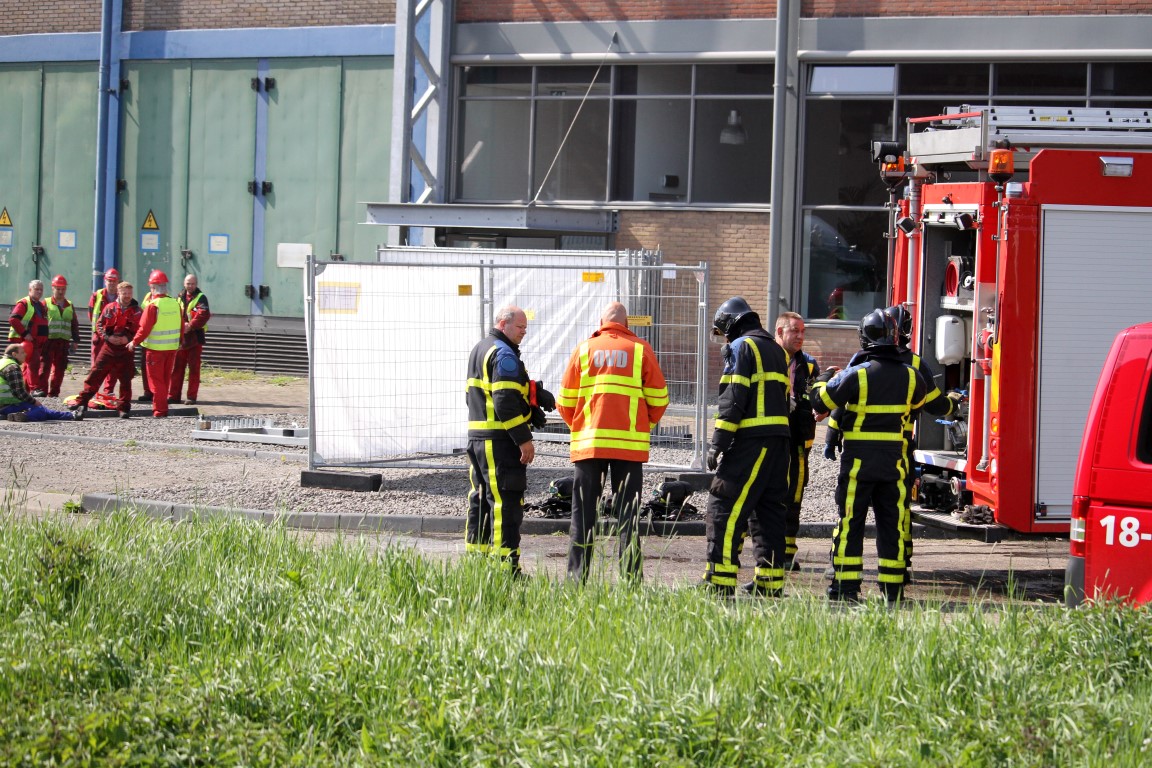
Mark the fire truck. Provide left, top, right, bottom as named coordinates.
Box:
left=875, top=105, right=1152, bottom=537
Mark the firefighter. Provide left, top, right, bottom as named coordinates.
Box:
left=699, top=297, right=792, bottom=597
left=127, top=270, right=184, bottom=418
left=88, top=268, right=120, bottom=399
left=464, top=305, right=551, bottom=575
left=0, top=344, right=77, bottom=422
left=70, top=282, right=142, bottom=420
left=170, top=274, right=211, bottom=405
left=811, top=309, right=928, bottom=603
left=823, top=304, right=962, bottom=582
left=40, top=275, right=80, bottom=398
left=775, top=311, right=820, bottom=571
left=557, top=301, right=669, bottom=583
left=8, top=279, right=49, bottom=395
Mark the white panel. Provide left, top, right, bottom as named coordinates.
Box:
left=1036, top=207, right=1152, bottom=518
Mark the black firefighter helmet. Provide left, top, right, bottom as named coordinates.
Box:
left=712, top=296, right=761, bottom=342
left=883, top=304, right=913, bottom=347
left=859, top=308, right=899, bottom=349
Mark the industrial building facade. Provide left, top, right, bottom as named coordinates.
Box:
left=2, top=1, right=1150, bottom=368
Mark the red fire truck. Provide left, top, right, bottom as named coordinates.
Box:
left=878, top=106, right=1152, bottom=537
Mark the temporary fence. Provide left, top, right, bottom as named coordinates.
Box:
left=306, top=247, right=709, bottom=470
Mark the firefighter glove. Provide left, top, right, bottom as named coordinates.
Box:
left=823, top=427, right=843, bottom=460
left=706, top=445, right=722, bottom=472
left=946, top=390, right=965, bottom=407
left=535, top=382, right=556, bottom=412
left=816, top=367, right=837, bottom=385
left=530, top=406, right=548, bottom=430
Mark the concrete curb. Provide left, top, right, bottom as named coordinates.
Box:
left=82, top=492, right=957, bottom=539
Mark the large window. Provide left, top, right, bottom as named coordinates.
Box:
left=455, top=63, right=773, bottom=204
left=799, top=61, right=1152, bottom=319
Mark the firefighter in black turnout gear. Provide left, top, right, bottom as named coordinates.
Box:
left=700, top=297, right=792, bottom=596
left=823, top=304, right=962, bottom=581
left=775, top=312, right=820, bottom=570
left=465, top=305, right=553, bottom=574
left=812, top=309, right=928, bottom=603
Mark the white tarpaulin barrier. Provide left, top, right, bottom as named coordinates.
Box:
left=307, top=249, right=673, bottom=466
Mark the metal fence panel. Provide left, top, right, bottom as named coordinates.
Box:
left=306, top=248, right=708, bottom=470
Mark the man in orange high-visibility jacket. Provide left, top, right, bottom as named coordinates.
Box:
left=557, top=302, right=668, bottom=583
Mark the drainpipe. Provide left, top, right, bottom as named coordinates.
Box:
left=92, top=0, right=118, bottom=291
left=766, top=0, right=790, bottom=316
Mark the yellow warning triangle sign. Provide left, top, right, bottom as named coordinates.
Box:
left=141, top=210, right=159, bottom=230
left=0, top=208, right=11, bottom=227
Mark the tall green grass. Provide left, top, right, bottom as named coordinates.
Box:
left=0, top=511, right=1149, bottom=766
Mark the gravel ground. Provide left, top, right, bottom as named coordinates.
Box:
left=0, top=387, right=844, bottom=524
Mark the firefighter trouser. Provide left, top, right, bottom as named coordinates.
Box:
left=139, top=349, right=151, bottom=396
left=21, top=340, right=45, bottom=392
left=465, top=437, right=525, bottom=571
left=143, top=349, right=177, bottom=416
left=568, top=458, right=644, bottom=584
left=38, top=339, right=71, bottom=397
left=90, top=335, right=117, bottom=396
left=784, top=442, right=811, bottom=559
left=829, top=444, right=909, bottom=600
left=703, top=435, right=790, bottom=592
left=901, top=434, right=917, bottom=571
left=170, top=343, right=203, bottom=401
left=78, top=346, right=134, bottom=412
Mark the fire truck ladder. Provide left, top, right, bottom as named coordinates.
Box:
left=907, top=105, right=1152, bottom=167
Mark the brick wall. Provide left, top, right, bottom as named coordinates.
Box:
left=122, top=0, right=395, bottom=31
left=1, top=1, right=102, bottom=34
left=458, top=0, right=1152, bottom=22
left=615, top=208, right=856, bottom=386
left=457, top=1, right=778, bottom=23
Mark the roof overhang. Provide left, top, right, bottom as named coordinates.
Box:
left=364, top=203, right=618, bottom=233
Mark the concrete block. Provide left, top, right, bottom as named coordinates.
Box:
left=300, top=470, right=382, bottom=492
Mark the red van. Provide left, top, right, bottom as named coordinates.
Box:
left=1066, top=322, right=1152, bottom=607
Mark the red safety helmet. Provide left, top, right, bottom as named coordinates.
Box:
left=51, top=275, right=67, bottom=288
left=148, top=269, right=169, bottom=285
left=104, top=268, right=120, bottom=281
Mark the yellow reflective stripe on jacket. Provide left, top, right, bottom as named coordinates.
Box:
left=841, top=431, right=906, bottom=442
left=567, top=340, right=663, bottom=458
left=468, top=346, right=520, bottom=430
left=844, top=403, right=910, bottom=414
left=715, top=338, right=789, bottom=432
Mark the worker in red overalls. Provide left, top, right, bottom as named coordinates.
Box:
left=127, top=270, right=184, bottom=418
left=40, top=275, right=80, bottom=397
left=69, top=281, right=142, bottom=419
left=8, top=279, right=49, bottom=395
left=170, top=274, right=211, bottom=405
left=88, top=268, right=121, bottom=399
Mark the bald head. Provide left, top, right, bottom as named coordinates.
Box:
left=494, top=304, right=528, bottom=345
left=601, top=302, right=628, bottom=327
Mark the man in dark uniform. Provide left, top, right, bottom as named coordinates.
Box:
left=700, top=297, right=792, bottom=597
left=823, top=304, right=961, bottom=582
left=812, top=309, right=928, bottom=603
left=464, top=304, right=553, bottom=575
left=775, top=311, right=820, bottom=572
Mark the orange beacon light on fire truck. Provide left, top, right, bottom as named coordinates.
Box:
left=989, top=148, right=1015, bottom=184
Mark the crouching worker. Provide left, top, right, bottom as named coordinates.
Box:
left=0, top=344, right=78, bottom=422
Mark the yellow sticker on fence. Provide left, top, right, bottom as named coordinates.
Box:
left=582, top=271, right=604, bottom=283
left=316, top=281, right=361, bottom=314
left=628, top=315, right=653, bottom=327
left=458, top=285, right=473, bottom=296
